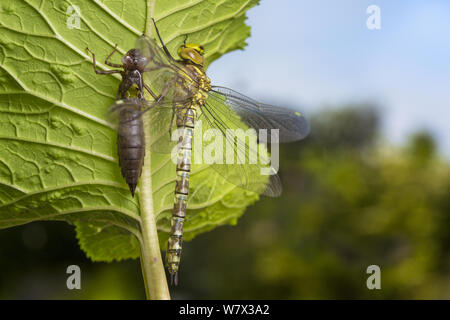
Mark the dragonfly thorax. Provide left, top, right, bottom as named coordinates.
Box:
left=193, top=91, right=207, bottom=106
left=181, top=63, right=211, bottom=106
left=193, top=77, right=210, bottom=106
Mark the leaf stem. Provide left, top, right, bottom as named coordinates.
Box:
left=138, top=113, right=171, bottom=300
left=137, top=0, right=171, bottom=300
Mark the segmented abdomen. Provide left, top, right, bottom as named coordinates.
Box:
left=165, top=106, right=197, bottom=285
left=117, top=107, right=145, bottom=197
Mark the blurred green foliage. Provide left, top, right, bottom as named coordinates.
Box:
left=1, top=105, right=449, bottom=299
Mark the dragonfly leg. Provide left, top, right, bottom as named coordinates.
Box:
left=150, top=78, right=172, bottom=105
left=137, top=76, right=145, bottom=99
left=143, top=83, right=158, bottom=100
left=105, top=44, right=122, bottom=68
left=86, top=47, right=121, bottom=75
left=170, top=272, right=179, bottom=286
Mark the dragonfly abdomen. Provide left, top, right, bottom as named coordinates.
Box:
left=166, top=106, right=197, bottom=284
left=117, top=108, right=145, bottom=197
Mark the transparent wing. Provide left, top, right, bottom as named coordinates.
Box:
left=146, top=101, right=178, bottom=154
left=199, top=99, right=282, bottom=197
left=209, top=86, right=310, bottom=143
left=106, top=98, right=178, bottom=154
left=127, top=90, right=302, bottom=196
left=136, top=35, right=175, bottom=71
left=195, top=87, right=310, bottom=196
left=119, top=98, right=281, bottom=196
left=136, top=35, right=195, bottom=102
left=106, top=98, right=146, bottom=129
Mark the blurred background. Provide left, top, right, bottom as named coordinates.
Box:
left=1, top=0, right=449, bottom=299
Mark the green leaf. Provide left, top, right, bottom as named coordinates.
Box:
left=0, top=0, right=260, bottom=262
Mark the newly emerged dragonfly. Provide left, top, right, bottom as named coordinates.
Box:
left=86, top=46, right=160, bottom=196
left=132, top=19, right=310, bottom=284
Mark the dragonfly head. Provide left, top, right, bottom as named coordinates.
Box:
left=177, top=44, right=205, bottom=66
left=122, top=49, right=148, bottom=72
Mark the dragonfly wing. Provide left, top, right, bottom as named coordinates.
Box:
left=106, top=98, right=146, bottom=129
left=146, top=102, right=179, bottom=154
left=198, top=98, right=283, bottom=197
left=210, top=86, right=310, bottom=143
left=136, top=35, right=174, bottom=69
left=107, top=98, right=178, bottom=154
left=136, top=35, right=195, bottom=102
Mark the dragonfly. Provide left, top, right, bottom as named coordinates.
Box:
left=86, top=46, right=161, bottom=196
left=101, top=19, right=310, bottom=284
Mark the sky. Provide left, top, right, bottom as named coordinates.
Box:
left=207, top=0, right=450, bottom=156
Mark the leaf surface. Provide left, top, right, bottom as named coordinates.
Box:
left=0, top=0, right=260, bottom=260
